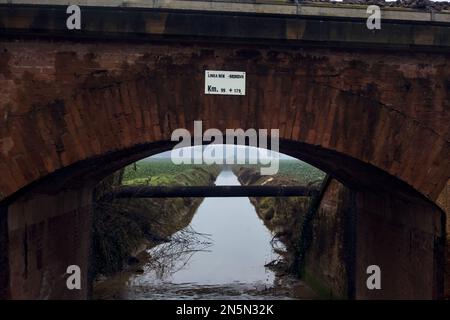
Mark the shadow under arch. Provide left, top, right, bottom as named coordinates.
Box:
left=1, top=137, right=442, bottom=212
left=0, top=137, right=446, bottom=300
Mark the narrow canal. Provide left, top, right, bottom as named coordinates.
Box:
left=94, top=170, right=316, bottom=300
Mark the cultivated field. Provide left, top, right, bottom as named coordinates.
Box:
left=122, top=158, right=325, bottom=186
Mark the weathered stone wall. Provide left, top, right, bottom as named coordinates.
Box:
left=0, top=205, right=9, bottom=299
left=437, top=179, right=450, bottom=223
left=303, top=179, right=354, bottom=299
left=0, top=40, right=448, bottom=203
left=7, top=188, right=92, bottom=299
left=304, top=178, right=445, bottom=299
left=0, top=21, right=448, bottom=300
left=354, top=189, right=444, bottom=299
left=437, top=179, right=450, bottom=298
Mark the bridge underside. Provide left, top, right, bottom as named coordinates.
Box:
left=0, top=140, right=445, bottom=300
left=0, top=2, right=448, bottom=299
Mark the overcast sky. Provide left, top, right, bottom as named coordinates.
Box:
left=147, top=145, right=296, bottom=161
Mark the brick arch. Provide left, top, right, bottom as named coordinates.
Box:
left=1, top=42, right=450, bottom=300
left=0, top=43, right=449, bottom=203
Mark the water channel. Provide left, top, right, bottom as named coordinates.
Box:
left=94, top=170, right=316, bottom=300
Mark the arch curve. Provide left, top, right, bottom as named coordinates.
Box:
left=1, top=43, right=449, bottom=203
left=1, top=40, right=449, bottom=300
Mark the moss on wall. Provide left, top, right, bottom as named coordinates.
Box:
left=232, top=165, right=319, bottom=272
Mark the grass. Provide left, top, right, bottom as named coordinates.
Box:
left=124, top=158, right=325, bottom=186
left=122, top=159, right=214, bottom=185
left=93, top=157, right=324, bottom=276
left=232, top=159, right=325, bottom=186
left=276, top=160, right=326, bottom=185
left=232, top=162, right=326, bottom=274
left=92, top=161, right=221, bottom=276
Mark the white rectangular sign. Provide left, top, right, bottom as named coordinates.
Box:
left=205, top=70, right=246, bottom=96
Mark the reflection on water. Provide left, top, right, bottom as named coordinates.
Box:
left=140, top=226, right=213, bottom=282
left=95, top=170, right=317, bottom=300
left=166, top=170, right=275, bottom=285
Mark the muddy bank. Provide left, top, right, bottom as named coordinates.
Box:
left=93, top=169, right=319, bottom=300
left=234, top=166, right=355, bottom=299
left=92, top=165, right=221, bottom=277
left=232, top=166, right=323, bottom=274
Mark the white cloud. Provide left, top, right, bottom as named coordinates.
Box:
left=149, top=145, right=296, bottom=161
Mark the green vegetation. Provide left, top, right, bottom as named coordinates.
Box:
left=92, top=161, right=221, bottom=276
left=123, top=159, right=325, bottom=186
left=277, top=160, right=326, bottom=185
left=303, top=270, right=338, bottom=300
left=235, top=159, right=326, bottom=186
left=233, top=161, right=326, bottom=274
left=93, top=157, right=325, bottom=277
left=122, top=159, right=213, bottom=185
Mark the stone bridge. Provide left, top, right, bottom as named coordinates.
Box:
left=0, top=0, right=449, bottom=299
